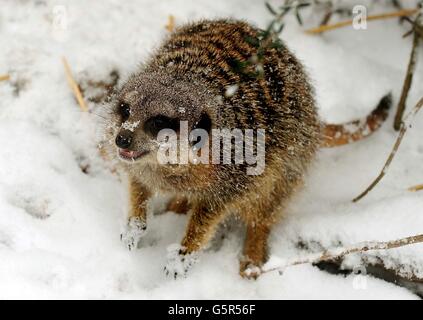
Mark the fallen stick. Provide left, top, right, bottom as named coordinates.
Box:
left=353, top=97, right=423, bottom=202
left=0, top=74, right=10, bottom=82
left=62, top=57, right=88, bottom=112
left=262, top=233, right=423, bottom=275
left=305, top=8, right=419, bottom=34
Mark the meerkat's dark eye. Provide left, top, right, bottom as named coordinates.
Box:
left=118, top=102, right=131, bottom=121
left=191, top=113, right=212, bottom=147
left=144, top=115, right=180, bottom=137
left=194, top=113, right=212, bottom=133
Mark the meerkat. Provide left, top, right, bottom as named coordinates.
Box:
left=106, top=19, right=391, bottom=279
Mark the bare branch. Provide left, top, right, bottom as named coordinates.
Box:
left=403, top=15, right=423, bottom=39
left=394, top=20, right=421, bottom=130
left=353, top=97, right=423, bottom=202
left=262, top=233, right=423, bottom=275
left=0, top=74, right=10, bottom=82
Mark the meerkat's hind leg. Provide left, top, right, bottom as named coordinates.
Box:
left=237, top=179, right=287, bottom=279
left=166, top=195, right=190, bottom=215
left=239, top=221, right=272, bottom=279
left=208, top=213, right=245, bottom=252
left=120, top=178, right=151, bottom=250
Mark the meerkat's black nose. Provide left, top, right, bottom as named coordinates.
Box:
left=115, top=132, right=133, bottom=149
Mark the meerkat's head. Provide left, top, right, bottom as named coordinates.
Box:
left=109, top=71, right=213, bottom=168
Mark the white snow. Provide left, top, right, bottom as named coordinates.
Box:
left=0, top=0, right=422, bottom=299
left=225, top=84, right=239, bottom=98
left=122, top=120, right=141, bottom=132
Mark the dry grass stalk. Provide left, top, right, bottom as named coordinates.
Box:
left=165, top=15, right=175, bottom=32
left=353, top=97, right=423, bottom=202
left=0, top=74, right=10, bottom=82
left=62, top=57, right=88, bottom=112
left=305, top=8, right=419, bottom=35
left=62, top=57, right=117, bottom=173
left=262, top=233, right=423, bottom=275
left=409, top=184, right=423, bottom=192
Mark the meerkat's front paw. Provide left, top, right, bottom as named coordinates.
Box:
left=164, top=244, right=199, bottom=279
left=120, top=216, right=147, bottom=250
left=239, top=260, right=263, bottom=280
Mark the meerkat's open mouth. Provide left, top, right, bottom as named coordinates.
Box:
left=118, top=149, right=149, bottom=161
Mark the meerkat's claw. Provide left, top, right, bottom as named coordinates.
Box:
left=120, top=216, right=147, bottom=251
left=164, top=244, right=198, bottom=279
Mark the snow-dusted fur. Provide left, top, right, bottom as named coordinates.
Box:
left=108, top=19, right=320, bottom=278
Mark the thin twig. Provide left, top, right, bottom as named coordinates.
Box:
left=403, top=16, right=423, bottom=39
left=394, top=21, right=420, bottom=130
left=353, top=97, right=423, bottom=202
left=392, top=0, right=403, bottom=10
left=262, top=233, right=423, bottom=275
left=319, top=1, right=334, bottom=26
left=165, top=15, right=175, bottom=32
left=402, top=29, right=414, bottom=38
left=305, top=8, right=419, bottom=34
left=415, top=25, right=423, bottom=39
left=320, top=10, right=333, bottom=26
left=62, top=57, right=88, bottom=112
left=414, top=24, right=423, bottom=39
left=0, top=74, right=10, bottom=82
left=409, top=184, right=423, bottom=192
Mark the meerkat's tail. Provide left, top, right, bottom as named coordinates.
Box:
left=320, top=93, right=392, bottom=148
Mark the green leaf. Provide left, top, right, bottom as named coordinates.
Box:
left=244, top=35, right=260, bottom=48
left=297, top=2, right=311, bottom=9
left=276, top=23, right=285, bottom=34
left=295, top=7, right=303, bottom=26
left=270, top=38, right=284, bottom=50
left=257, top=47, right=265, bottom=61
left=266, top=20, right=276, bottom=34
left=265, top=2, right=278, bottom=16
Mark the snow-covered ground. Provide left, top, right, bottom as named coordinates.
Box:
left=0, top=0, right=422, bottom=299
